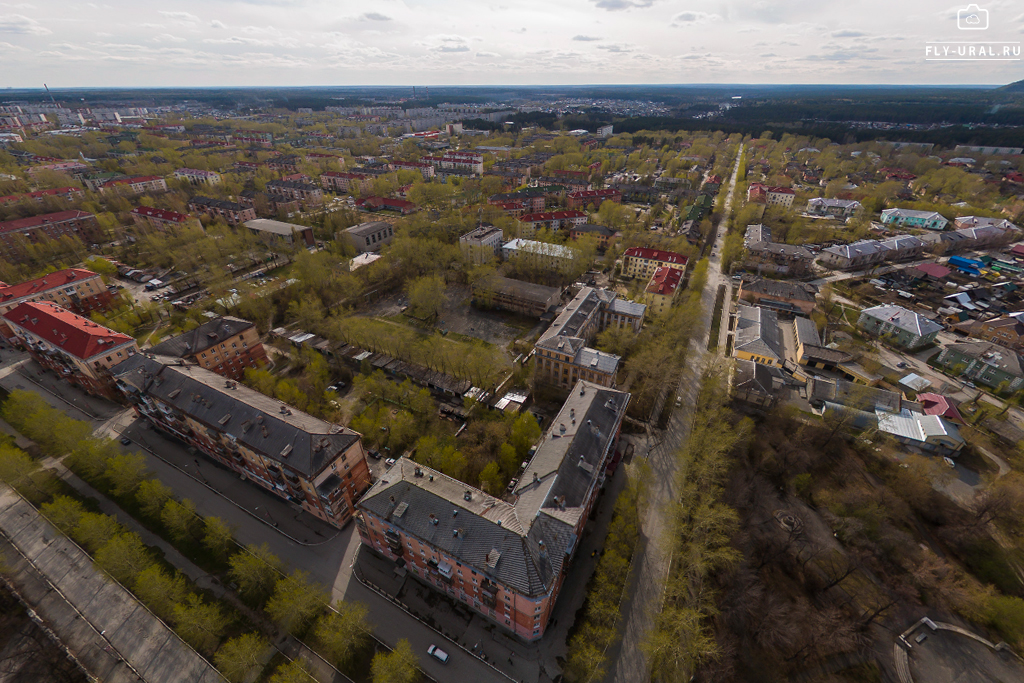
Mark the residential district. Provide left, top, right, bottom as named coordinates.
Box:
left=0, top=100, right=1023, bottom=683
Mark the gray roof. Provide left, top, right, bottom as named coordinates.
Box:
left=359, top=380, right=629, bottom=597
left=735, top=304, right=783, bottom=362
left=345, top=221, right=392, bottom=238
left=793, top=316, right=821, bottom=347
left=571, top=223, right=617, bottom=237
left=807, top=377, right=901, bottom=413
left=460, top=224, right=503, bottom=243
left=744, top=224, right=771, bottom=246
left=603, top=295, right=646, bottom=318
left=149, top=316, right=255, bottom=358
left=878, top=235, right=925, bottom=251
left=538, top=287, right=604, bottom=348
left=747, top=242, right=813, bottom=259
left=473, top=275, right=560, bottom=305
left=743, top=278, right=817, bottom=303
left=860, top=304, right=943, bottom=337
left=944, top=341, right=1024, bottom=377
left=808, top=197, right=861, bottom=209
left=244, top=219, right=311, bottom=237
left=111, top=354, right=360, bottom=478
left=822, top=239, right=891, bottom=260
left=733, top=359, right=773, bottom=394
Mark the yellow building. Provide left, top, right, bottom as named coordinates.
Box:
left=622, top=246, right=688, bottom=280
left=644, top=266, right=682, bottom=317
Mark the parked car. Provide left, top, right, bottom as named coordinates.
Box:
left=120, top=437, right=131, bottom=445
left=896, top=361, right=908, bottom=368
left=964, top=381, right=976, bottom=389
left=385, top=458, right=396, bottom=468
left=943, top=457, right=956, bottom=469
left=368, top=449, right=380, bottom=459
left=426, top=645, right=449, bottom=664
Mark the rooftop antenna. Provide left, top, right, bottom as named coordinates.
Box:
left=43, top=84, right=56, bottom=105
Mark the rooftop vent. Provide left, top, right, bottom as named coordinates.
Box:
left=428, top=474, right=434, bottom=482
left=414, top=467, right=423, bottom=477
left=167, top=389, right=181, bottom=399
left=559, top=423, right=566, bottom=435
left=279, top=444, right=292, bottom=458
left=394, top=501, right=408, bottom=518
left=429, top=513, right=438, bottom=525
left=580, top=385, right=586, bottom=396
left=218, top=413, right=231, bottom=425
left=463, top=490, right=472, bottom=502
left=453, top=509, right=459, bottom=517
left=532, top=471, right=539, bottom=484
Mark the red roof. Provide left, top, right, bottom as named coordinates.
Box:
left=916, top=393, right=964, bottom=423
left=356, top=196, right=416, bottom=211
left=624, top=246, right=688, bottom=266
left=3, top=301, right=134, bottom=360
left=103, top=175, right=162, bottom=186
left=393, top=161, right=431, bottom=168
left=0, top=210, right=94, bottom=235
left=912, top=263, right=952, bottom=279
left=519, top=210, right=587, bottom=223
left=645, top=266, right=683, bottom=295
left=1010, top=244, right=1024, bottom=257
left=0, top=268, right=101, bottom=303
left=131, top=206, right=194, bottom=223
left=322, top=171, right=371, bottom=179
left=0, top=187, right=82, bottom=205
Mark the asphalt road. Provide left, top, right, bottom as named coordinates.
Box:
left=608, top=144, right=743, bottom=683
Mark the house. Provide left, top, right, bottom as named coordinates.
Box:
left=744, top=241, right=814, bottom=276
left=0, top=210, right=100, bottom=262
left=955, top=316, right=1024, bottom=350
left=266, top=180, right=323, bottom=207
left=935, top=341, right=1024, bottom=392
left=733, top=359, right=775, bottom=407
left=131, top=206, right=203, bottom=232
left=907, top=262, right=952, bottom=281
left=502, top=239, right=579, bottom=274
left=343, top=221, right=394, bottom=254
left=622, top=247, right=688, bottom=280
left=738, top=279, right=817, bottom=315
left=747, top=183, right=795, bottom=208
left=471, top=275, right=560, bottom=317
left=566, top=188, right=621, bottom=209
left=188, top=197, right=256, bottom=226
left=533, top=287, right=645, bottom=389
left=857, top=304, right=942, bottom=349
left=807, top=377, right=903, bottom=414
left=459, top=225, right=504, bottom=265
left=954, top=223, right=1017, bottom=250
left=173, top=168, right=222, bottom=185
left=644, top=267, right=683, bottom=317
left=239, top=190, right=300, bottom=217
left=149, top=316, right=268, bottom=382
left=877, top=411, right=964, bottom=455
left=569, top=223, right=618, bottom=250
left=953, top=216, right=1019, bottom=231
left=517, top=211, right=588, bottom=238
left=916, top=393, right=964, bottom=423
left=0, top=268, right=115, bottom=327
left=806, top=197, right=862, bottom=217
left=356, top=380, right=629, bottom=641
left=111, top=354, right=371, bottom=528
left=819, top=240, right=891, bottom=270
left=490, top=191, right=546, bottom=213
left=3, top=301, right=138, bottom=400
left=100, top=175, right=168, bottom=195
left=244, top=219, right=315, bottom=247
left=880, top=208, right=948, bottom=231
left=734, top=305, right=783, bottom=367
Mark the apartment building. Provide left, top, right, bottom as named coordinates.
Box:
left=569, top=223, right=618, bottom=250
left=266, top=180, right=324, bottom=206
left=747, top=183, right=796, bottom=208
left=391, top=161, right=435, bottom=179
left=739, top=278, right=817, bottom=315
left=471, top=275, right=560, bottom=317
left=858, top=304, right=942, bottom=350
left=622, top=246, right=688, bottom=280
left=188, top=197, right=257, bottom=226
left=356, top=380, right=629, bottom=641
left=149, top=316, right=269, bottom=381
left=880, top=208, right=949, bottom=231
left=112, top=354, right=371, bottom=528
left=341, top=221, right=394, bottom=254
left=644, top=267, right=683, bottom=317
left=421, top=152, right=484, bottom=175
left=130, top=206, right=203, bottom=232
left=3, top=301, right=138, bottom=400
left=566, top=188, right=621, bottom=209
left=0, top=268, right=115, bottom=328
left=0, top=210, right=101, bottom=261
left=744, top=241, right=814, bottom=276
left=0, top=186, right=84, bottom=205
left=805, top=197, right=862, bottom=217
left=459, top=224, right=504, bottom=265
left=734, top=305, right=783, bottom=367
left=502, top=239, right=580, bottom=274
left=517, top=210, right=588, bottom=238
left=244, top=219, right=315, bottom=247
left=174, top=168, right=222, bottom=185
left=320, top=171, right=375, bottom=194
left=100, top=175, right=168, bottom=195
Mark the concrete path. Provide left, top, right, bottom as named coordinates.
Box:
left=0, top=484, right=226, bottom=683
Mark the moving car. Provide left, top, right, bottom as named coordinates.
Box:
left=426, top=645, right=449, bottom=664
left=120, top=437, right=131, bottom=445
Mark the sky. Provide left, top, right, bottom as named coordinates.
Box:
left=0, top=0, right=1022, bottom=87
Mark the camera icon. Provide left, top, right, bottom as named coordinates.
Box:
left=957, top=4, right=989, bottom=30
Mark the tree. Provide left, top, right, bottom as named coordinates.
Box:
left=371, top=639, right=418, bottom=683
left=229, top=543, right=284, bottom=606
left=40, top=495, right=87, bottom=534
left=269, top=659, right=316, bottom=683
left=172, top=594, right=229, bottom=654
left=136, top=479, right=174, bottom=520
left=479, top=462, right=503, bottom=495
left=0, top=444, right=37, bottom=490
left=312, top=602, right=371, bottom=669
left=133, top=565, right=189, bottom=620
left=95, top=532, right=155, bottom=585
left=202, top=516, right=235, bottom=561
left=406, top=275, right=446, bottom=320
left=103, top=453, right=149, bottom=498
left=214, top=633, right=268, bottom=683
left=266, top=570, right=329, bottom=634
left=74, top=512, right=123, bottom=553
left=161, top=498, right=200, bottom=543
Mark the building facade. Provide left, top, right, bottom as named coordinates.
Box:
left=459, top=225, right=504, bottom=265
left=343, top=221, right=394, bottom=253
left=174, top=168, right=222, bottom=185
left=644, top=267, right=682, bottom=317
left=935, top=341, right=1024, bottom=392
left=149, top=316, right=269, bottom=381
left=131, top=206, right=203, bottom=232
left=0, top=268, right=115, bottom=326
left=880, top=208, right=948, bottom=231
left=857, top=304, right=942, bottom=349
left=0, top=210, right=101, bottom=261
left=188, top=197, right=257, bottom=226
left=471, top=275, right=560, bottom=317
left=622, top=247, right=688, bottom=280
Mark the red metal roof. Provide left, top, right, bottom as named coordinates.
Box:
left=916, top=393, right=964, bottom=423
left=3, top=301, right=134, bottom=360
left=130, top=206, right=194, bottom=223
left=0, top=210, right=93, bottom=235
left=624, top=246, right=688, bottom=266
left=0, top=268, right=101, bottom=303
left=913, top=263, right=952, bottom=279
left=519, top=210, right=587, bottom=222
left=645, top=266, right=683, bottom=295
left=0, top=187, right=82, bottom=204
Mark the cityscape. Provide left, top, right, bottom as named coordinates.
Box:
left=1, top=3, right=1024, bottom=683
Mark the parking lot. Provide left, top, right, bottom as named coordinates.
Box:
left=907, top=627, right=1024, bottom=682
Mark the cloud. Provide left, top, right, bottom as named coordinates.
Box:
left=435, top=44, right=470, bottom=52
left=672, top=11, right=720, bottom=24
left=597, top=43, right=632, bottom=52
left=831, top=29, right=867, bottom=38
left=0, top=13, right=49, bottom=34
left=573, top=34, right=601, bottom=41
left=156, top=33, right=187, bottom=43
left=360, top=12, right=392, bottom=21
left=476, top=50, right=500, bottom=57
left=211, top=19, right=226, bottom=29
left=158, top=11, right=200, bottom=23
left=590, top=0, right=654, bottom=11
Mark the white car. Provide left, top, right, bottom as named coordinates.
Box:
left=427, top=645, right=449, bottom=663
left=943, top=457, right=956, bottom=469
left=385, top=458, right=396, bottom=468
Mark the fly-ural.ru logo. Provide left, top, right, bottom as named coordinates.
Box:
left=925, top=5, right=1020, bottom=61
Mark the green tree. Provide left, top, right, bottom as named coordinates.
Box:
left=479, top=461, right=504, bottom=495
left=268, top=659, right=316, bottom=683
left=371, top=638, right=418, bottom=683
left=266, top=570, right=329, bottom=634
left=202, top=516, right=235, bottom=561
left=95, top=532, right=155, bottom=584
left=103, top=453, right=149, bottom=498
left=510, top=412, right=542, bottom=459
left=0, top=444, right=37, bottom=490
left=229, top=543, right=284, bottom=606
left=214, top=633, right=268, bottom=683
left=172, top=594, right=229, bottom=654
left=406, top=274, right=446, bottom=320
left=40, top=495, right=87, bottom=534
left=133, top=565, right=189, bottom=619
left=312, top=602, right=371, bottom=669
left=74, top=512, right=123, bottom=552
left=136, top=479, right=174, bottom=520
left=161, top=498, right=200, bottom=543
